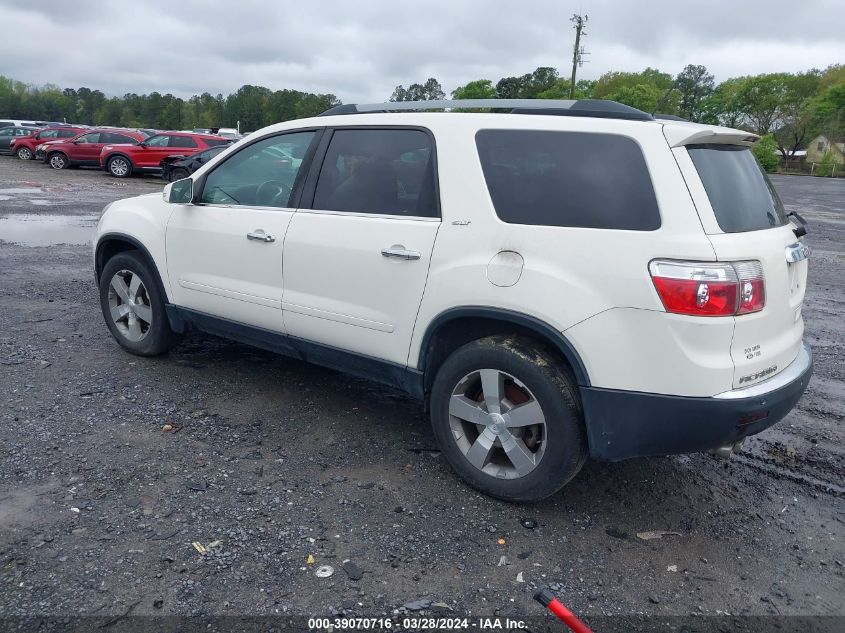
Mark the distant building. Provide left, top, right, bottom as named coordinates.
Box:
left=806, top=135, right=845, bottom=163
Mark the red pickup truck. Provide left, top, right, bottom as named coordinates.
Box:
left=100, top=131, right=231, bottom=178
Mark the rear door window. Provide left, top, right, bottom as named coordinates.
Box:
left=76, top=133, right=101, bottom=143
left=170, top=136, right=197, bottom=148
left=687, top=144, right=788, bottom=233
left=204, top=138, right=231, bottom=147
left=313, top=128, right=439, bottom=217
left=475, top=130, right=660, bottom=230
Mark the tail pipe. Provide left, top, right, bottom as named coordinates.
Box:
left=534, top=588, right=592, bottom=633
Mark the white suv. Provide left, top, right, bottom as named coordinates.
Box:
left=94, top=99, right=813, bottom=502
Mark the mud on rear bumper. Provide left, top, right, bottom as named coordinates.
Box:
left=581, top=342, right=813, bottom=461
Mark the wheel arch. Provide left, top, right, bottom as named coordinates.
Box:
left=47, top=149, right=69, bottom=163
left=95, top=233, right=170, bottom=303
left=417, top=307, right=591, bottom=394
left=105, top=152, right=134, bottom=172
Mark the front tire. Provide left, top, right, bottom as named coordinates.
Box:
left=107, top=155, right=132, bottom=178
left=430, top=335, right=587, bottom=502
left=99, top=251, right=181, bottom=356
left=169, top=167, right=189, bottom=182
left=48, top=153, right=69, bottom=170
left=16, top=147, right=33, bottom=160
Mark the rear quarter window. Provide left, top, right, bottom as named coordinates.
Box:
left=687, top=144, right=788, bottom=233
left=475, top=129, right=660, bottom=230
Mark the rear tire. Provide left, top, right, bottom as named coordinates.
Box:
left=16, top=147, right=33, bottom=160
left=430, top=335, right=587, bottom=502
left=107, top=155, right=132, bottom=178
left=48, top=152, right=69, bottom=170
left=169, top=167, right=189, bottom=182
left=99, top=251, right=181, bottom=356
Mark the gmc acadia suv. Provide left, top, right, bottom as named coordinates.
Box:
left=94, top=99, right=813, bottom=502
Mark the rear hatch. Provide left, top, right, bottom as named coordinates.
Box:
left=670, top=133, right=808, bottom=390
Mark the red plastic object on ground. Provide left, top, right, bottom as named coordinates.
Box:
left=534, top=588, right=593, bottom=633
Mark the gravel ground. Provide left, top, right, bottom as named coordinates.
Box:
left=0, top=159, right=843, bottom=630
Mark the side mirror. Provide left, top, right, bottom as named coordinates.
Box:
left=164, top=178, right=194, bottom=204
left=139, top=142, right=148, bottom=148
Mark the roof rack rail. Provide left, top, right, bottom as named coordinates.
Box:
left=653, top=113, right=688, bottom=122
left=319, top=99, right=654, bottom=122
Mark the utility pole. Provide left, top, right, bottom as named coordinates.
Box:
left=569, top=14, right=588, bottom=99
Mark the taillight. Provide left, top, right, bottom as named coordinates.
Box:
left=649, top=260, right=765, bottom=317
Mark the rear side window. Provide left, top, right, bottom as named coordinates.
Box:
left=58, top=130, right=77, bottom=138
left=687, top=144, right=788, bottom=233
left=76, top=133, right=101, bottom=143
left=170, top=136, right=197, bottom=148
left=204, top=138, right=231, bottom=147
left=102, top=132, right=137, bottom=144
left=475, top=130, right=660, bottom=230
left=313, top=129, right=438, bottom=217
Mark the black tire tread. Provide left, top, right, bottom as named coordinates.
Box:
left=430, top=334, right=588, bottom=502
left=98, top=251, right=180, bottom=356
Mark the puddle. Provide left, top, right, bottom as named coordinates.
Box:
left=0, top=214, right=98, bottom=246
left=0, top=187, right=45, bottom=195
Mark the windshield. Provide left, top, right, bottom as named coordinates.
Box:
left=687, top=144, right=788, bottom=233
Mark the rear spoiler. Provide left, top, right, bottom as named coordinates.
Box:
left=662, top=122, right=759, bottom=148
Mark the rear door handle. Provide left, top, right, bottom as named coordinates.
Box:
left=381, top=245, right=420, bottom=260
left=247, top=230, right=275, bottom=243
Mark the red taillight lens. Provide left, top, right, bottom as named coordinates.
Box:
left=649, top=260, right=765, bottom=317
left=651, top=277, right=738, bottom=316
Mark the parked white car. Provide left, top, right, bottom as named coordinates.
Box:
left=94, top=99, right=813, bottom=501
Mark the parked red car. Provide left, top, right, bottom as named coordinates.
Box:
left=100, top=131, right=231, bottom=178
left=10, top=126, right=86, bottom=160
left=37, top=128, right=147, bottom=170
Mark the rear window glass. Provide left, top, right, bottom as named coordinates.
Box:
left=687, top=144, right=788, bottom=233
left=475, top=130, right=660, bottom=230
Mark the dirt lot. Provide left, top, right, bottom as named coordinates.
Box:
left=0, top=159, right=843, bottom=631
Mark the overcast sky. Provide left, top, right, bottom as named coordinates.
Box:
left=1, top=0, right=842, bottom=103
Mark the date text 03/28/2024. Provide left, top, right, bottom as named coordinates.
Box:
left=307, top=617, right=528, bottom=630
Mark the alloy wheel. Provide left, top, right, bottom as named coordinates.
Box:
left=107, top=270, right=153, bottom=342
left=17, top=147, right=32, bottom=160
left=49, top=154, right=67, bottom=169
left=448, top=369, right=547, bottom=479
left=109, top=157, right=129, bottom=177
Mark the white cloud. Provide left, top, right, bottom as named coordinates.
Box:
left=0, top=0, right=842, bottom=103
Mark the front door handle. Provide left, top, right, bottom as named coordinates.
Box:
left=247, top=230, right=275, bottom=243
left=381, top=245, right=420, bottom=260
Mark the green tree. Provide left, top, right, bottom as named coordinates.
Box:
left=736, top=73, right=791, bottom=135
left=674, top=64, right=715, bottom=121
left=451, top=79, right=497, bottom=99
left=700, top=77, right=745, bottom=127
left=773, top=71, right=821, bottom=159
left=391, top=78, right=444, bottom=101
left=752, top=134, right=780, bottom=172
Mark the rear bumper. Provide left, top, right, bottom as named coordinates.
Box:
left=581, top=342, right=813, bottom=461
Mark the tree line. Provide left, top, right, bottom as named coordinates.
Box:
left=2, top=62, right=843, bottom=159
left=0, top=78, right=339, bottom=132
left=392, top=63, right=845, bottom=160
